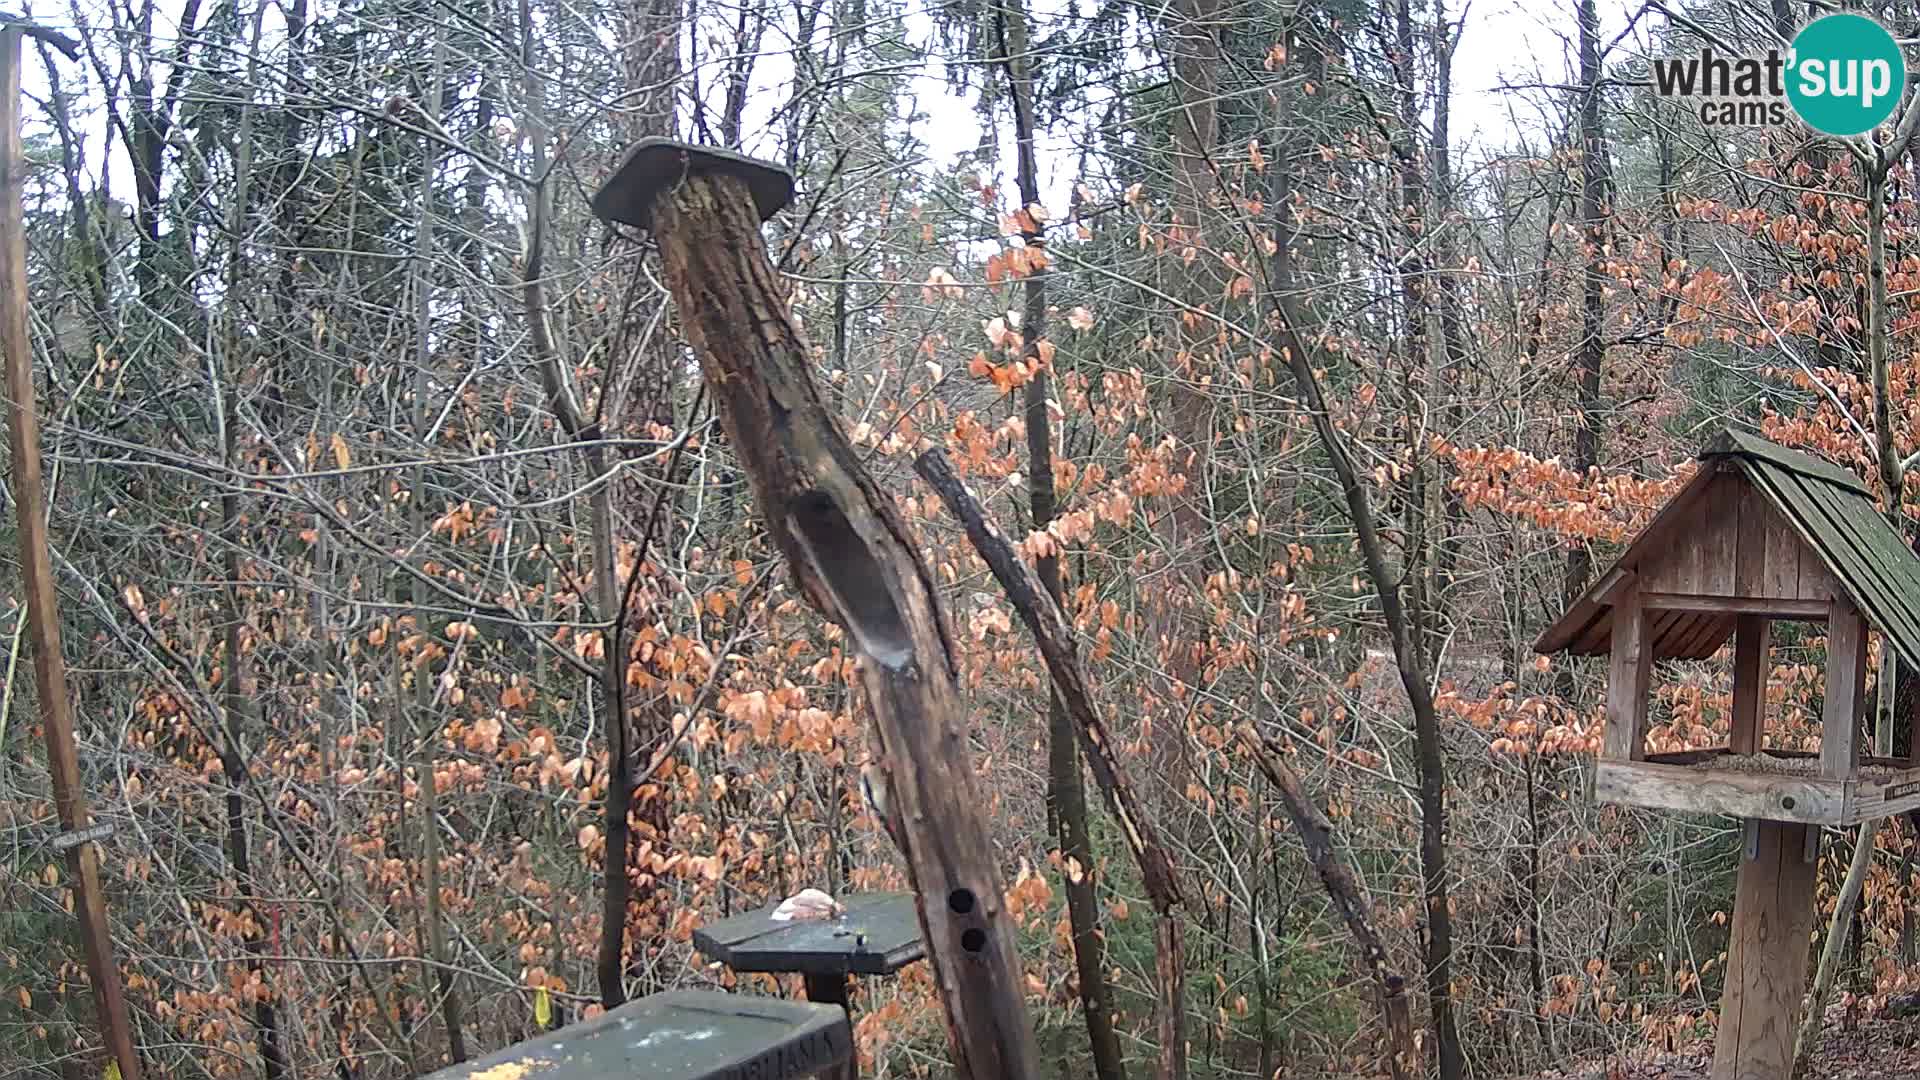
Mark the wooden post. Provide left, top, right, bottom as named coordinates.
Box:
left=1604, top=582, right=1653, bottom=761
left=801, top=974, right=855, bottom=1080
left=1823, top=596, right=1868, bottom=780
left=1730, top=615, right=1770, bottom=755
left=0, top=26, right=142, bottom=1080
left=595, top=140, right=1042, bottom=1078
left=1711, top=820, right=1818, bottom=1080
left=802, top=970, right=851, bottom=1080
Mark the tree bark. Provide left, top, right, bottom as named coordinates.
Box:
left=1263, top=64, right=1459, bottom=1079
left=218, top=17, right=288, bottom=1070
left=915, top=448, right=1187, bottom=1079
left=407, top=25, right=467, bottom=1062
left=1242, top=733, right=1416, bottom=1078
left=648, top=169, right=1042, bottom=1079
left=994, top=2, right=1125, bottom=1076
left=1901, top=815, right=1918, bottom=966
left=1792, top=822, right=1878, bottom=1078
left=1566, top=0, right=1609, bottom=609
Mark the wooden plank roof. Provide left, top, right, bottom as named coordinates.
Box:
left=1535, top=427, right=1920, bottom=668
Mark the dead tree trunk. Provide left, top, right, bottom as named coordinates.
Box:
left=1241, top=735, right=1416, bottom=1079
left=993, top=1, right=1124, bottom=1076
left=598, top=143, right=1042, bottom=1079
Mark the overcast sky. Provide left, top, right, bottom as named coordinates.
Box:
left=19, top=0, right=1639, bottom=229
left=890, top=0, right=1635, bottom=214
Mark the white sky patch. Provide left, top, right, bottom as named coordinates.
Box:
left=17, top=0, right=1636, bottom=237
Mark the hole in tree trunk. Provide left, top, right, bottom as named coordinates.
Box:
left=788, top=490, right=913, bottom=669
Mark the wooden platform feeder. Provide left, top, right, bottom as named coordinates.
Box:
left=693, top=892, right=925, bottom=1080
left=423, top=989, right=851, bottom=1080
left=1537, top=427, right=1920, bottom=1080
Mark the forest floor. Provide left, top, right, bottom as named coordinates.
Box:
left=1520, top=1013, right=1920, bottom=1078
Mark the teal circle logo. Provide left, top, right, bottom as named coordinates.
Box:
left=1788, top=14, right=1906, bottom=136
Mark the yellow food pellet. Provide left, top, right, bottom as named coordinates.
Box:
left=467, top=1059, right=550, bottom=1080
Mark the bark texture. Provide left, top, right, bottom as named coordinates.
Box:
left=652, top=171, right=1042, bottom=1079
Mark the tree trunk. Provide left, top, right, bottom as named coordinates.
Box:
left=219, top=19, right=287, bottom=1070
left=1867, top=165, right=1904, bottom=766
left=407, top=26, right=467, bottom=1063
left=1566, top=0, right=1609, bottom=609
left=1901, top=815, right=1917, bottom=965
left=1423, top=0, right=1470, bottom=675
left=1264, top=40, right=1460, bottom=1071
left=1153, top=4, right=1223, bottom=989
left=1524, top=754, right=1552, bottom=1054
left=647, top=167, right=1044, bottom=1079
left=916, top=449, right=1189, bottom=1080
left=1242, top=735, right=1416, bottom=1078
left=996, top=2, right=1124, bottom=1077
left=1793, top=822, right=1878, bottom=1078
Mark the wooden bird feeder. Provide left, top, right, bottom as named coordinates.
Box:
left=1537, top=427, right=1920, bottom=1079
left=694, top=893, right=925, bottom=1080
left=422, top=989, right=851, bottom=1080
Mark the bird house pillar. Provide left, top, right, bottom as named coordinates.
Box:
left=1712, top=820, right=1817, bottom=1080
left=1603, top=582, right=1652, bottom=762
left=1728, top=615, right=1769, bottom=754
left=1822, top=596, right=1868, bottom=779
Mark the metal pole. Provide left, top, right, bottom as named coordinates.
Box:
left=0, top=26, right=143, bottom=1080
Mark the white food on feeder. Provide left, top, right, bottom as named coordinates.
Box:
left=770, top=888, right=844, bottom=922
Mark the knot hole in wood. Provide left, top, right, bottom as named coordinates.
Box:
left=787, top=489, right=913, bottom=669
left=947, top=888, right=987, bottom=952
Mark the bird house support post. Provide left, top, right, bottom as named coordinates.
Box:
left=593, top=140, right=1042, bottom=1079
left=1713, top=608, right=1817, bottom=1080
left=0, top=25, right=142, bottom=1080
left=1711, top=600, right=1847, bottom=1080
left=1713, top=819, right=1817, bottom=1080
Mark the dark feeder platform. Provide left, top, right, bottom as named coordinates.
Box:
left=694, top=893, right=925, bottom=1080
left=422, top=989, right=849, bottom=1080
left=592, top=138, right=796, bottom=232
left=693, top=892, right=925, bottom=1008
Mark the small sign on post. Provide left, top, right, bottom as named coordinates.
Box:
left=50, top=823, right=114, bottom=853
